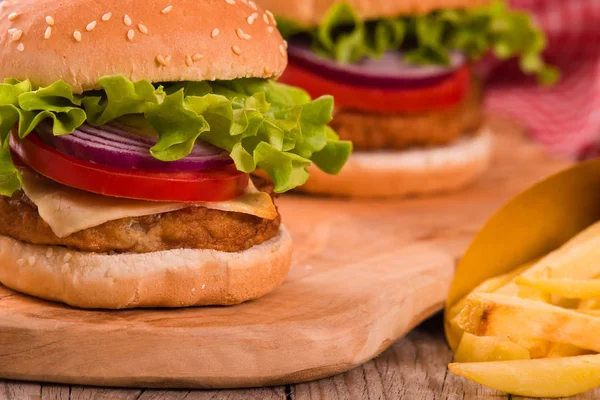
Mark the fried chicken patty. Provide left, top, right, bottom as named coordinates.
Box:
left=0, top=177, right=280, bottom=254
left=333, top=79, right=484, bottom=151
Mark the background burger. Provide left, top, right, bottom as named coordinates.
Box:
left=0, top=0, right=351, bottom=309
left=258, top=0, right=558, bottom=197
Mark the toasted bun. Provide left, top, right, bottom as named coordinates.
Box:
left=0, top=226, right=292, bottom=309
left=259, top=0, right=494, bottom=27
left=0, top=0, right=287, bottom=93
left=300, top=129, right=492, bottom=198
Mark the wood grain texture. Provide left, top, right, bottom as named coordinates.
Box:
left=0, top=381, right=40, bottom=400
left=0, top=242, right=452, bottom=389
left=0, top=118, right=574, bottom=392
left=68, top=388, right=141, bottom=400
left=38, top=385, right=69, bottom=400
left=4, top=317, right=600, bottom=399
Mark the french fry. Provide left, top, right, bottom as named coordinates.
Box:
left=530, top=236, right=600, bottom=278
left=546, top=282, right=592, bottom=356
left=477, top=222, right=600, bottom=303
left=495, top=236, right=600, bottom=298
left=447, top=262, right=538, bottom=344
left=454, top=333, right=530, bottom=363
left=579, top=299, right=600, bottom=310
left=578, top=299, right=600, bottom=316
left=447, top=221, right=600, bottom=396
left=546, top=343, right=590, bottom=358
left=457, top=293, right=600, bottom=352
left=552, top=297, right=580, bottom=309
left=548, top=305, right=592, bottom=357
left=494, top=261, right=554, bottom=357
left=509, top=337, right=550, bottom=359
left=447, top=263, right=533, bottom=321
left=564, top=220, right=600, bottom=249
left=581, top=309, right=600, bottom=317
left=488, top=235, right=600, bottom=357
left=449, top=354, right=600, bottom=398
left=516, top=276, right=600, bottom=299
left=449, top=260, right=551, bottom=358
left=458, top=285, right=552, bottom=358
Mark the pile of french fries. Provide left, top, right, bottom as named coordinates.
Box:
left=447, top=221, right=600, bottom=398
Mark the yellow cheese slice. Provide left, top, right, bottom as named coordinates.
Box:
left=20, top=169, right=277, bottom=239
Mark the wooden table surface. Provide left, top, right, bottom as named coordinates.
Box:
left=1, top=313, right=598, bottom=400
left=0, top=119, right=595, bottom=399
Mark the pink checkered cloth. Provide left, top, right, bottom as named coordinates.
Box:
left=484, top=0, right=600, bottom=159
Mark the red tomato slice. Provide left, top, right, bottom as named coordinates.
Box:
left=11, top=133, right=249, bottom=203
left=279, top=61, right=472, bottom=114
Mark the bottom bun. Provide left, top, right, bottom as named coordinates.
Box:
left=300, top=128, right=492, bottom=198
left=0, top=226, right=292, bottom=309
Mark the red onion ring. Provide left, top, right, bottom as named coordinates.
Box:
left=37, top=123, right=233, bottom=171
left=288, top=43, right=467, bottom=90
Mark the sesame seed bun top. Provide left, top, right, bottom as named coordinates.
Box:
left=0, top=0, right=288, bottom=93
left=258, top=0, right=494, bottom=27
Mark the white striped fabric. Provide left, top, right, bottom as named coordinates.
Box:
left=485, top=0, right=600, bottom=158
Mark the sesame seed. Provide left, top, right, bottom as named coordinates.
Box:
left=138, top=23, right=148, bottom=34
left=86, top=21, right=97, bottom=31
left=267, top=26, right=274, bottom=33
left=11, top=29, right=22, bottom=41
left=248, top=1, right=257, bottom=10
left=247, top=13, right=258, bottom=24
left=73, top=30, right=82, bottom=41
left=7, top=28, right=16, bottom=36
left=45, top=15, right=54, bottom=25
left=263, top=14, right=269, bottom=24
left=124, top=14, right=132, bottom=26
left=201, top=284, right=206, bottom=289
left=165, top=55, right=172, bottom=64
left=102, top=12, right=112, bottom=22
left=44, top=26, right=51, bottom=39
left=16, top=42, right=24, bottom=51
left=265, top=10, right=276, bottom=25
left=185, top=55, right=193, bottom=66
left=127, top=29, right=135, bottom=40
left=63, top=253, right=72, bottom=262
left=232, top=45, right=242, bottom=55
left=279, top=43, right=286, bottom=56
left=225, top=0, right=235, bottom=4
left=283, top=40, right=288, bottom=49
left=236, top=28, right=251, bottom=40
left=27, top=256, right=36, bottom=266
left=264, top=65, right=273, bottom=74
left=156, top=55, right=167, bottom=66
left=8, top=12, right=20, bottom=21
left=46, top=248, right=53, bottom=258
left=161, top=5, right=173, bottom=14
left=211, top=28, right=219, bottom=38
left=16, top=258, right=24, bottom=266
left=192, top=53, right=203, bottom=61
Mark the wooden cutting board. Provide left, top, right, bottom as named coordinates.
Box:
left=0, top=118, right=570, bottom=389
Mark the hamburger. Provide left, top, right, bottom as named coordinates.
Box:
left=258, top=0, right=558, bottom=197
left=0, top=0, right=351, bottom=309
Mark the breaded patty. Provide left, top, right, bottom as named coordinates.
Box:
left=0, top=177, right=280, bottom=254
left=333, top=79, right=484, bottom=151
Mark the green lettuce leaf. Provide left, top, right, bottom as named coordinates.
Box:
left=0, top=145, right=21, bottom=197
left=278, top=0, right=559, bottom=85
left=0, top=75, right=352, bottom=196
left=312, top=126, right=352, bottom=175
